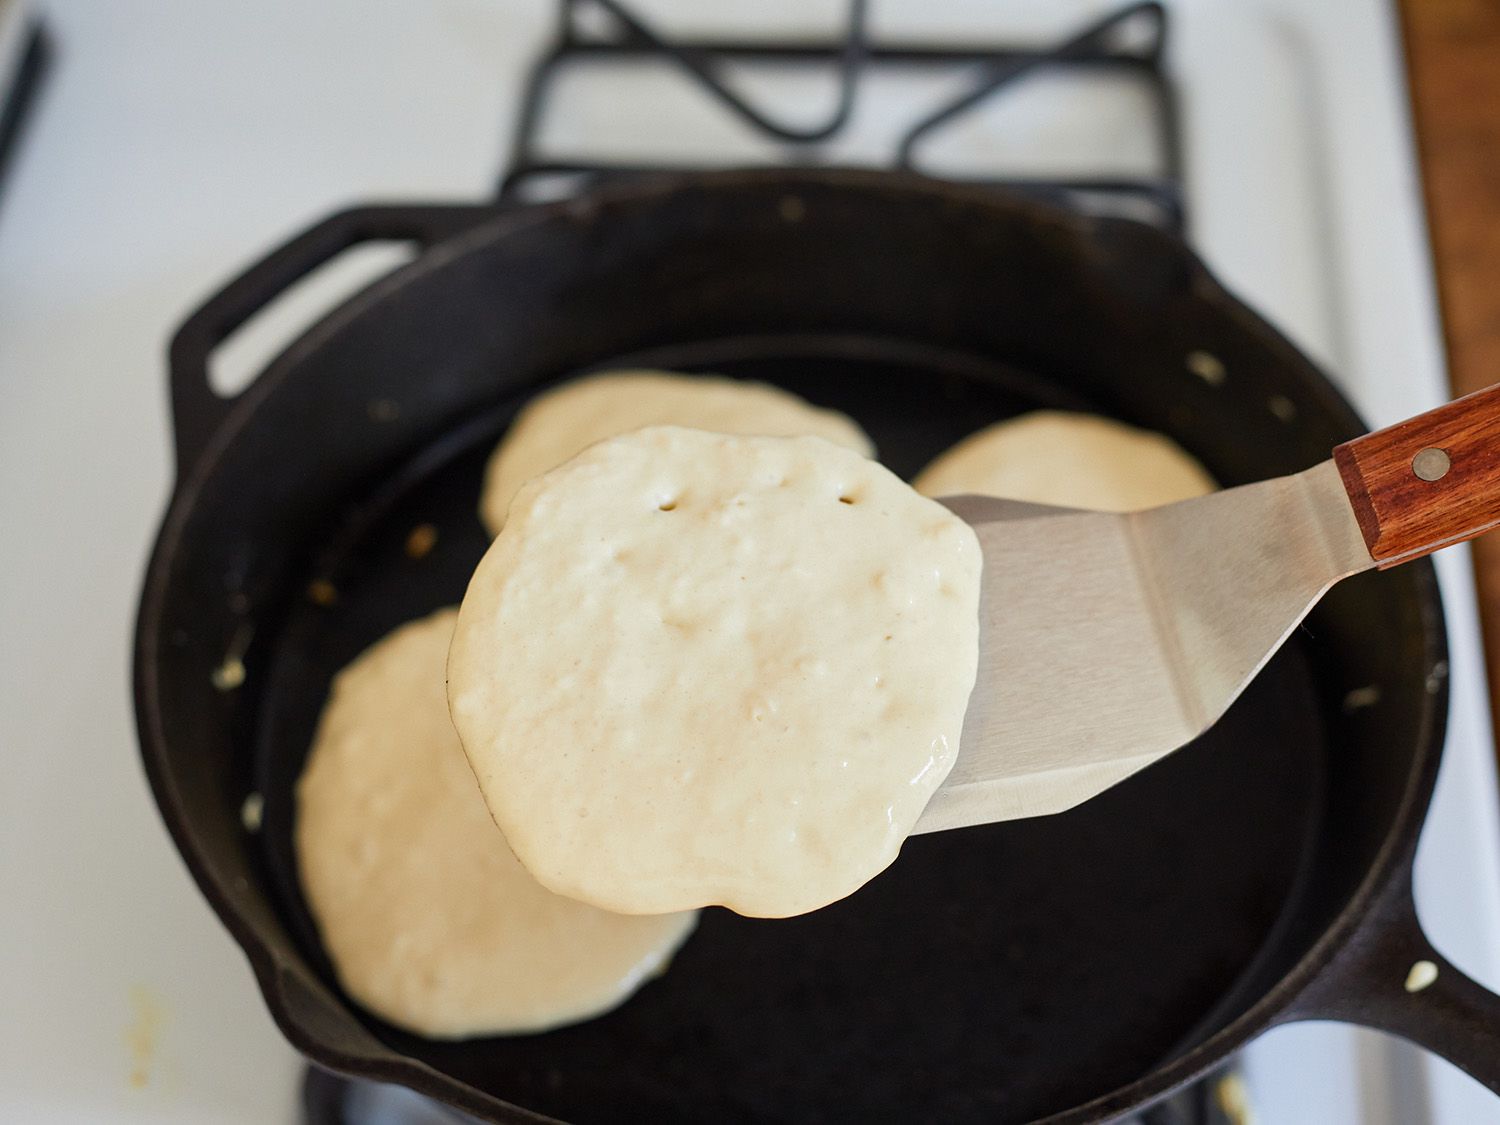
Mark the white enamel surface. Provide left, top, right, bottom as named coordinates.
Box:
left=2, top=0, right=1497, bottom=1121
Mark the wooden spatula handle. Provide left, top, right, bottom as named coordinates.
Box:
left=1333, top=382, right=1500, bottom=568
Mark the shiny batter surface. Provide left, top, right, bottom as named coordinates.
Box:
left=478, top=370, right=874, bottom=534
left=915, top=410, right=1215, bottom=510
left=295, top=609, right=698, bottom=1039
left=449, top=428, right=982, bottom=918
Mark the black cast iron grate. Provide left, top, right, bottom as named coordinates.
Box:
left=498, top=0, right=1185, bottom=233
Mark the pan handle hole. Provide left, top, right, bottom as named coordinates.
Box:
left=207, top=242, right=419, bottom=398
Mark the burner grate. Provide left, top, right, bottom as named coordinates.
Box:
left=498, top=0, right=1185, bottom=231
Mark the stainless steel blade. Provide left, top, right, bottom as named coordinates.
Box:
left=914, top=459, right=1375, bottom=834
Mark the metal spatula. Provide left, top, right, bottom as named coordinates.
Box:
left=913, top=384, right=1500, bottom=835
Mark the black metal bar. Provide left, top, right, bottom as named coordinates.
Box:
left=547, top=40, right=1159, bottom=67
left=553, top=0, right=870, bottom=143
left=0, top=20, right=50, bottom=212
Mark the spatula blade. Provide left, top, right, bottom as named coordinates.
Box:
left=914, top=460, right=1374, bottom=834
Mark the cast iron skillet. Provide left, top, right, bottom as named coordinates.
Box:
left=134, top=169, right=1500, bottom=1122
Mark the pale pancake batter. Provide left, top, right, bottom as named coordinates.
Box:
left=479, top=370, right=874, bottom=534
left=449, top=428, right=982, bottom=918
left=914, top=411, right=1215, bottom=510
left=295, top=609, right=698, bottom=1039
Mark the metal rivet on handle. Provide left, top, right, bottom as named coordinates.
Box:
left=1412, top=447, right=1451, bottom=481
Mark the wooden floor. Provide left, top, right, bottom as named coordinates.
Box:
left=1400, top=0, right=1500, bottom=748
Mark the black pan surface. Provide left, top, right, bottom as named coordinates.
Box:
left=252, top=336, right=1327, bottom=1123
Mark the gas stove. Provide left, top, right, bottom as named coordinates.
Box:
left=2, top=1, right=1499, bottom=1123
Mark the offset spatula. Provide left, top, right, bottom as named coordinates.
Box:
left=914, top=383, right=1500, bottom=835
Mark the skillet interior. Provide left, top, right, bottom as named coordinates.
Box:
left=138, top=171, right=1441, bottom=1123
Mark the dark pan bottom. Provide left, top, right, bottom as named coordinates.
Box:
left=252, top=335, right=1327, bottom=1124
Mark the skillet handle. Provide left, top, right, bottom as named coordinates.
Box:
left=166, top=203, right=500, bottom=474
left=1281, top=869, right=1500, bottom=1094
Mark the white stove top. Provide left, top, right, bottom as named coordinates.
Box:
left=2, top=2, right=1498, bottom=1122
